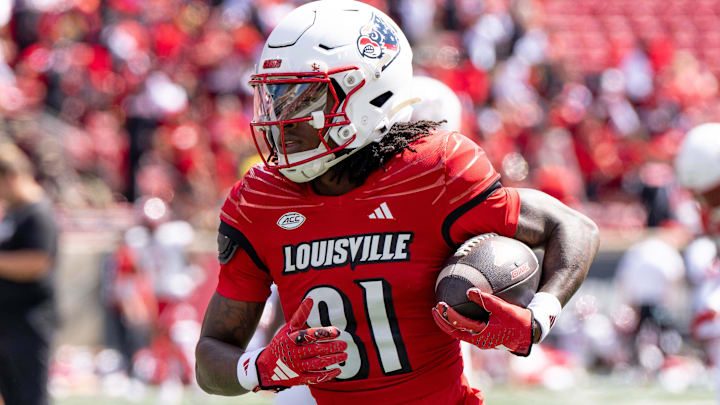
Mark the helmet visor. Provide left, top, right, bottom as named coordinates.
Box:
left=252, top=80, right=333, bottom=123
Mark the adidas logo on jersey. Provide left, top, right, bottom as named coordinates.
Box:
left=282, top=232, right=415, bottom=273
left=270, top=358, right=299, bottom=381
left=369, top=202, right=394, bottom=219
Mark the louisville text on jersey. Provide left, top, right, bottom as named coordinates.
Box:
left=282, top=232, right=414, bottom=273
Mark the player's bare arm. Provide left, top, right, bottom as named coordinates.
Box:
left=514, top=188, right=600, bottom=305
left=514, top=188, right=600, bottom=342
left=0, top=251, right=53, bottom=281
left=195, top=293, right=264, bottom=396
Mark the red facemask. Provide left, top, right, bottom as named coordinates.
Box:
left=248, top=67, right=364, bottom=169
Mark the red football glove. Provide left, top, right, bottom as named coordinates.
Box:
left=237, top=298, right=348, bottom=392
left=432, top=288, right=533, bottom=356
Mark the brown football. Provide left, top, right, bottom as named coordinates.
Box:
left=435, top=233, right=540, bottom=323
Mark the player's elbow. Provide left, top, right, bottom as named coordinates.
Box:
left=195, top=363, right=210, bottom=393
left=575, top=212, right=600, bottom=253
left=561, top=210, right=601, bottom=278
left=196, top=373, right=221, bottom=396
left=195, top=338, right=249, bottom=396
left=195, top=364, right=213, bottom=395
left=555, top=202, right=600, bottom=250
left=194, top=339, right=224, bottom=395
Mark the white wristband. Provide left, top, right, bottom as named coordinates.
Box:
left=237, top=347, right=264, bottom=391
left=527, top=292, right=562, bottom=343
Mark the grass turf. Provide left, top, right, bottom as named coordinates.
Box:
left=55, top=382, right=715, bottom=405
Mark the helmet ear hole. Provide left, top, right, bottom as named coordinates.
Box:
left=370, top=91, right=393, bottom=108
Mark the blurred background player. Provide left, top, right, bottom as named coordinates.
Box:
left=614, top=227, right=688, bottom=374
left=103, top=196, right=203, bottom=397
left=674, top=123, right=720, bottom=403
left=0, top=141, right=59, bottom=405
left=411, top=75, right=463, bottom=133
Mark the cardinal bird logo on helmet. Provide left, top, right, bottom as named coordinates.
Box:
left=357, top=13, right=400, bottom=71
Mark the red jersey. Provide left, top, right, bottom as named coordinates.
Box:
left=216, top=130, right=520, bottom=405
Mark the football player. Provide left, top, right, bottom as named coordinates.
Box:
left=195, top=2, right=599, bottom=404
left=674, top=123, right=720, bottom=403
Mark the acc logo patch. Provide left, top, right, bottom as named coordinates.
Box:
left=357, top=13, right=400, bottom=71
left=277, top=212, right=306, bottom=230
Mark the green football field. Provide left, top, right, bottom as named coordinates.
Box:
left=55, top=381, right=716, bottom=405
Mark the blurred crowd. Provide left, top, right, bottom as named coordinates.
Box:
left=2, top=0, right=720, bottom=402
left=1, top=0, right=718, bottom=233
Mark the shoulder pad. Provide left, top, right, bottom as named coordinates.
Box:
left=217, top=221, right=270, bottom=273
left=217, top=233, right=239, bottom=264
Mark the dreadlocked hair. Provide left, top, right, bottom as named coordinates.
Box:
left=328, top=119, right=446, bottom=186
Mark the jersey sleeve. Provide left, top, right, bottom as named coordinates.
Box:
left=215, top=183, right=273, bottom=302
left=441, top=133, right=520, bottom=248
left=216, top=243, right=273, bottom=302
left=15, top=209, right=57, bottom=254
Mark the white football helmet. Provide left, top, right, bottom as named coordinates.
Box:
left=675, top=123, right=720, bottom=235
left=410, top=76, right=462, bottom=132
left=249, top=0, right=414, bottom=183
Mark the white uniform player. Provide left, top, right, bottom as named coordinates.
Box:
left=411, top=76, right=462, bottom=133
left=675, top=123, right=720, bottom=403
left=615, top=237, right=686, bottom=312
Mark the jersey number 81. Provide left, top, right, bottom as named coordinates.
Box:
left=303, top=278, right=412, bottom=380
